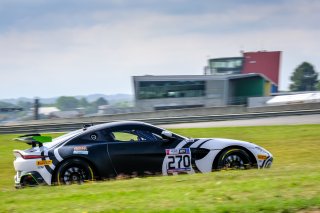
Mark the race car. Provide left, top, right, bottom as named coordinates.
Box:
left=13, top=121, right=273, bottom=187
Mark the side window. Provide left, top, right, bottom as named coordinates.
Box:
left=113, top=131, right=139, bottom=142
left=81, top=132, right=100, bottom=141
left=110, top=129, right=164, bottom=142
left=67, top=131, right=104, bottom=145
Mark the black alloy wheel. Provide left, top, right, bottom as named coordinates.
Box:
left=56, top=159, right=94, bottom=185
left=217, top=148, right=253, bottom=170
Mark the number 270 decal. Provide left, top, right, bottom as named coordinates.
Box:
left=166, top=148, right=192, bottom=173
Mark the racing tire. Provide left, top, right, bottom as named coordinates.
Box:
left=55, top=159, right=94, bottom=185
left=217, top=148, right=253, bottom=170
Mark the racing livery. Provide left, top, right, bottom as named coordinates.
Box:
left=13, top=121, right=273, bottom=187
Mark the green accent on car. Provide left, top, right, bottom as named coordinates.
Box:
left=32, top=136, right=52, bottom=143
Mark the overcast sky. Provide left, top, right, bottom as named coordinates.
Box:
left=0, top=0, right=319, bottom=99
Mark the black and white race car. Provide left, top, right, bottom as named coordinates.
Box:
left=13, top=121, right=273, bottom=187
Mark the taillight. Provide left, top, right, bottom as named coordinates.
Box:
left=22, top=155, right=44, bottom=159
left=14, top=151, right=45, bottom=159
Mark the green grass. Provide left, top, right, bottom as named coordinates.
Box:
left=0, top=125, right=320, bottom=213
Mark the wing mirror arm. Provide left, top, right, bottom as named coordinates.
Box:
left=161, top=130, right=174, bottom=142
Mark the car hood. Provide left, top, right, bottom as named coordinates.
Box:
left=187, top=138, right=256, bottom=150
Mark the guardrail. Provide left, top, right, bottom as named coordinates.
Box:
left=1, top=109, right=319, bottom=134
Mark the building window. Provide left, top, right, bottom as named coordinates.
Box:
left=137, top=81, right=206, bottom=100
left=209, top=57, right=243, bottom=74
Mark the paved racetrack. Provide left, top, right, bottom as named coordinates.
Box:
left=160, top=114, right=320, bottom=128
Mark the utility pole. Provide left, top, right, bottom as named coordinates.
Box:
left=34, top=98, right=40, bottom=120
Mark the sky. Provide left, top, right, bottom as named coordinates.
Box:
left=0, top=0, right=319, bottom=99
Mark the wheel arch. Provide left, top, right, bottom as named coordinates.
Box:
left=51, top=156, right=99, bottom=184
left=211, top=145, right=257, bottom=170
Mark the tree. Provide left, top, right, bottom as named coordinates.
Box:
left=56, top=96, right=79, bottom=111
left=17, top=100, right=33, bottom=109
left=0, top=101, right=15, bottom=108
left=79, top=97, right=89, bottom=108
left=289, top=62, right=318, bottom=91
left=317, top=81, right=320, bottom=91
left=94, top=97, right=109, bottom=106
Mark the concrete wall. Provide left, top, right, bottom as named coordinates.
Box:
left=4, top=102, right=320, bottom=127
left=248, top=96, right=273, bottom=107
left=8, top=105, right=246, bottom=126
left=248, top=102, right=320, bottom=113
left=135, top=97, right=206, bottom=111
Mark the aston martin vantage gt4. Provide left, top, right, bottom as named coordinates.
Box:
left=13, top=121, right=273, bottom=187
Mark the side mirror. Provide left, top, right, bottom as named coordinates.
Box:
left=161, top=130, right=174, bottom=139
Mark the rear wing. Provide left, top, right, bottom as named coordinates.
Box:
left=13, top=134, right=52, bottom=147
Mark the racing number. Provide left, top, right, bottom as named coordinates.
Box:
left=166, top=148, right=192, bottom=173
left=168, top=155, right=191, bottom=170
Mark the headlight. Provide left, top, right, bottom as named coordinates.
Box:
left=255, top=146, right=269, bottom=154
left=255, top=146, right=272, bottom=159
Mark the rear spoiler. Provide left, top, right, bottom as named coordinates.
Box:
left=14, top=134, right=52, bottom=147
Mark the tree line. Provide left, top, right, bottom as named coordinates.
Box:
left=0, top=97, right=109, bottom=115
left=55, top=96, right=108, bottom=113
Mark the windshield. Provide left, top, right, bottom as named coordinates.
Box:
left=44, top=129, right=84, bottom=149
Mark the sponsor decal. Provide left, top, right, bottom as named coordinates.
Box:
left=257, top=154, right=268, bottom=160
left=73, top=150, right=89, bottom=155
left=90, top=134, right=97, bottom=140
left=166, top=148, right=190, bottom=155
left=73, top=146, right=89, bottom=155
left=74, top=146, right=87, bottom=151
left=165, top=148, right=191, bottom=173
left=36, top=160, right=52, bottom=166
left=179, top=149, right=189, bottom=154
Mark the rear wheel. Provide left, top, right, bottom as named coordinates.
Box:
left=21, top=175, right=38, bottom=187
left=217, top=148, right=253, bottom=170
left=56, top=159, right=94, bottom=185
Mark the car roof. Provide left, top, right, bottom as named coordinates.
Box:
left=83, top=121, right=162, bottom=132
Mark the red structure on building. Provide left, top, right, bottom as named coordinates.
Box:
left=242, top=51, right=281, bottom=86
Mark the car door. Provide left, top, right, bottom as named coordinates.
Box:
left=64, top=130, right=117, bottom=178
left=105, top=125, right=182, bottom=176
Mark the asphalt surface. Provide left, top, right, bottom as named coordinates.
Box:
left=160, top=114, right=320, bottom=128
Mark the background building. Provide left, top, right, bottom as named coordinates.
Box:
left=133, top=50, right=281, bottom=111
left=205, top=50, right=281, bottom=92
left=133, top=74, right=273, bottom=111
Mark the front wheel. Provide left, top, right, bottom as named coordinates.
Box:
left=217, top=148, right=254, bottom=170
left=55, top=159, right=94, bottom=185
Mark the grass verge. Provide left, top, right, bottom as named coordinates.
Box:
left=0, top=125, right=319, bottom=212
